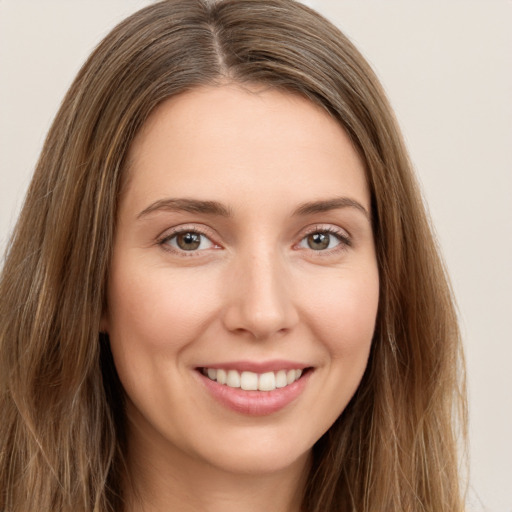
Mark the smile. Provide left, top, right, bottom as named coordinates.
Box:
left=201, top=368, right=303, bottom=391
left=197, top=364, right=312, bottom=415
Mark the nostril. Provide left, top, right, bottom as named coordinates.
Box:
left=221, top=273, right=299, bottom=339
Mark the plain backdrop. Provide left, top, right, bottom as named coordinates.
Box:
left=1, top=1, right=511, bottom=511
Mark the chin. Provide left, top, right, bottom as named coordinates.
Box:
left=200, top=439, right=312, bottom=477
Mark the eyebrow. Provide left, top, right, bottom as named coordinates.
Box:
left=292, top=197, right=370, bottom=220
left=137, top=196, right=370, bottom=220
left=137, top=198, right=233, bottom=219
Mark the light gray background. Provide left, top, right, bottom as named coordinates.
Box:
left=1, top=1, right=510, bottom=510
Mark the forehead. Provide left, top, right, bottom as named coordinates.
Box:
left=122, top=84, right=369, bottom=214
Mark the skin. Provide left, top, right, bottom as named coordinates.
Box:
left=103, top=84, right=380, bottom=512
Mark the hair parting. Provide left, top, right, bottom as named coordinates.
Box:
left=0, top=1, right=466, bottom=510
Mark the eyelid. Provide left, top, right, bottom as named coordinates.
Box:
left=155, top=223, right=352, bottom=256
left=294, top=224, right=352, bottom=252
left=157, top=224, right=222, bottom=254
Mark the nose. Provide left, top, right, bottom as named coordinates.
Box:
left=222, top=249, right=299, bottom=340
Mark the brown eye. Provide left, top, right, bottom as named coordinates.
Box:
left=298, top=230, right=347, bottom=252
left=176, top=232, right=201, bottom=250
left=306, top=232, right=330, bottom=250
left=163, top=231, right=216, bottom=252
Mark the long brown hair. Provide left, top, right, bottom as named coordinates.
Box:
left=0, top=1, right=466, bottom=510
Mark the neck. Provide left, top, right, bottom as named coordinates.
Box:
left=122, top=418, right=310, bottom=512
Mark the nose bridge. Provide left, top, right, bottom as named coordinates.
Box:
left=223, top=243, right=298, bottom=339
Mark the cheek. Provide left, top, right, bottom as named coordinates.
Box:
left=300, top=266, right=380, bottom=358
left=106, top=262, right=221, bottom=356
left=104, top=263, right=224, bottom=423
left=283, top=265, right=379, bottom=444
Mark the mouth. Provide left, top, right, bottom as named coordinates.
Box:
left=196, top=365, right=313, bottom=416
left=199, top=367, right=308, bottom=391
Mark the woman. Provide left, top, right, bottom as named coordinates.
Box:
left=0, top=0, right=466, bottom=511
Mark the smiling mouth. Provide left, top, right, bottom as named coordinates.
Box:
left=199, top=367, right=309, bottom=392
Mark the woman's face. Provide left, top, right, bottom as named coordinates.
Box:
left=104, top=85, right=379, bottom=477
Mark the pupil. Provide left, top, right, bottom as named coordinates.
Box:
left=308, top=232, right=329, bottom=250
left=178, top=232, right=201, bottom=250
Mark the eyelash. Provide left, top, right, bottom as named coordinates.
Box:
left=157, top=226, right=219, bottom=256
left=296, top=225, right=352, bottom=255
left=157, top=225, right=351, bottom=256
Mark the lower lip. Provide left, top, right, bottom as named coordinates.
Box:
left=198, top=370, right=311, bottom=416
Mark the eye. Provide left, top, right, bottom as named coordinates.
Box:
left=298, top=229, right=349, bottom=251
left=161, top=230, right=216, bottom=252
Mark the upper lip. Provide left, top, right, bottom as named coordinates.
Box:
left=196, top=360, right=310, bottom=373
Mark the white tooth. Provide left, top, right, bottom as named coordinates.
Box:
left=240, top=371, right=258, bottom=390
left=216, top=368, right=227, bottom=385
left=258, top=372, right=276, bottom=391
left=226, top=370, right=241, bottom=388
left=207, top=368, right=217, bottom=380
left=275, top=370, right=288, bottom=388
left=286, top=369, right=296, bottom=385
left=296, top=369, right=303, bottom=379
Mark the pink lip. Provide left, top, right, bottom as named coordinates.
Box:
left=197, top=366, right=312, bottom=416
left=196, top=359, right=309, bottom=373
